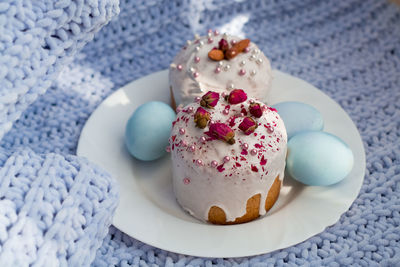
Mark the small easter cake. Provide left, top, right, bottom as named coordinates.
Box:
left=168, top=89, right=287, bottom=224
left=169, top=30, right=273, bottom=109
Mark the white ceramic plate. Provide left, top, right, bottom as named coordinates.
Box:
left=77, top=70, right=365, bottom=258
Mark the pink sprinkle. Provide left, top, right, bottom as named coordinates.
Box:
left=217, top=164, right=225, bottom=172
left=251, top=165, right=259, bottom=172
left=194, top=56, right=200, bottom=63
left=196, top=159, right=203, bottom=166
left=165, top=146, right=171, bottom=153
left=241, top=143, right=249, bottom=150
left=244, top=47, right=250, bottom=53
left=250, top=149, right=257, bottom=156
left=239, top=69, right=246, bottom=76
left=231, top=40, right=237, bottom=45
left=267, top=126, right=274, bottom=133
left=183, top=177, right=191, bottom=184
left=211, top=160, right=218, bottom=168
left=214, top=30, right=219, bottom=35
left=254, top=143, right=263, bottom=148
left=177, top=64, right=183, bottom=71
left=187, top=106, right=194, bottom=113
left=194, top=96, right=201, bottom=102
left=179, top=128, right=185, bottom=135
left=199, top=136, right=206, bottom=143
left=208, top=38, right=213, bottom=43
left=249, top=99, right=255, bottom=104
left=215, top=67, right=221, bottom=73
left=194, top=72, right=199, bottom=78
left=223, top=156, right=230, bottom=163
left=188, top=145, right=195, bottom=152
left=222, top=109, right=229, bottom=115
left=176, top=106, right=182, bottom=113
left=260, top=155, right=267, bottom=165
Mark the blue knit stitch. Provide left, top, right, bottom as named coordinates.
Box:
left=0, top=148, right=119, bottom=266
left=1, top=0, right=400, bottom=266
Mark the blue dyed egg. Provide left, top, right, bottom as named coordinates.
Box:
left=272, top=101, right=324, bottom=139
left=287, top=131, right=354, bottom=186
left=125, top=101, right=176, bottom=161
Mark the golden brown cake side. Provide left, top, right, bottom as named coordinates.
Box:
left=208, top=176, right=281, bottom=225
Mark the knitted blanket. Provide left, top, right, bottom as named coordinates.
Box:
left=1, top=0, right=399, bottom=266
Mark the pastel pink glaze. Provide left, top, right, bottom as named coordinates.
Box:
left=169, top=94, right=287, bottom=223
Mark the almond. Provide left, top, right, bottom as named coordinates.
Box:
left=208, top=49, right=224, bottom=61
left=225, top=39, right=250, bottom=60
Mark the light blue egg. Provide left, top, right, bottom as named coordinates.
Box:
left=272, top=101, right=324, bottom=139
left=286, top=131, right=354, bottom=186
left=125, top=101, right=176, bottom=161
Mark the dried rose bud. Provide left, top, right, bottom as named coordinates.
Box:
left=218, top=38, right=229, bottom=52
left=194, top=107, right=210, bottom=129
left=239, top=117, right=258, bottom=135
left=249, top=103, right=263, bottom=118
left=225, top=89, right=247, bottom=105
left=208, top=123, right=235, bottom=145
left=200, top=91, right=219, bottom=108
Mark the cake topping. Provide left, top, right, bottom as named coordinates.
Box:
left=226, top=89, right=247, bottom=104
left=249, top=103, right=263, bottom=118
left=211, top=160, right=218, bottom=168
left=218, top=38, right=229, bottom=52
left=208, top=49, right=224, bottom=61
left=206, top=122, right=236, bottom=145
left=225, top=39, right=250, bottom=60
left=208, top=38, right=250, bottom=61
left=194, top=107, right=210, bottom=129
left=241, top=143, right=249, bottom=150
left=239, top=117, right=258, bottom=135
left=200, top=91, right=219, bottom=108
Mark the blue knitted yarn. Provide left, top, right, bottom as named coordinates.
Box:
left=1, top=0, right=400, bottom=266
left=0, top=148, right=118, bottom=266
left=0, top=0, right=119, bottom=139
left=0, top=0, right=120, bottom=266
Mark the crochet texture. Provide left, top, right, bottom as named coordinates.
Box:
left=1, top=0, right=400, bottom=266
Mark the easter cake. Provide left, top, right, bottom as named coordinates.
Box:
left=169, top=30, right=273, bottom=109
left=168, top=89, right=287, bottom=224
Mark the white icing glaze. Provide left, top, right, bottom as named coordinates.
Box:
left=169, top=94, right=287, bottom=223
left=169, top=33, right=272, bottom=107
